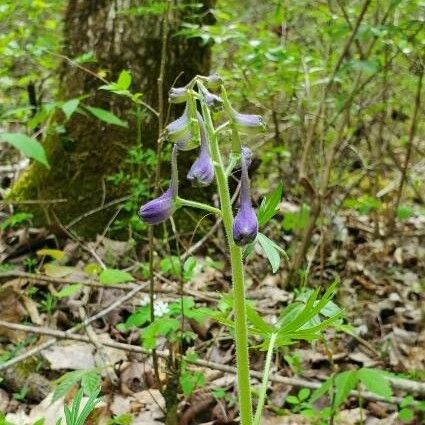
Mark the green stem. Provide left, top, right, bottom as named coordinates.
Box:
left=220, top=85, right=242, bottom=153
left=175, top=197, right=222, bottom=216
left=253, top=333, right=277, bottom=425
left=201, top=101, right=253, bottom=425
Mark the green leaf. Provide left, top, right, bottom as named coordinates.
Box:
left=142, top=318, right=179, bottom=349
left=310, top=378, right=332, bottom=403
left=180, top=370, right=205, bottom=396
left=0, top=212, right=33, bottom=230
left=37, top=249, right=66, bottom=260
left=55, top=283, right=82, bottom=298
left=397, top=205, right=412, bottom=220
left=400, top=395, right=414, bottom=408
left=256, top=232, right=280, bottom=273
left=99, top=269, right=134, bottom=285
left=246, top=304, right=273, bottom=335
left=53, top=370, right=86, bottom=401
left=44, top=264, right=76, bottom=278
left=1, top=133, right=50, bottom=168
left=81, top=370, right=101, bottom=396
left=122, top=306, right=151, bottom=328
left=358, top=368, right=392, bottom=399
left=398, top=408, right=414, bottom=422
left=61, top=99, right=80, bottom=119
left=285, top=395, right=299, bottom=404
left=258, top=183, right=283, bottom=226
left=116, top=70, right=132, bottom=90
left=160, top=256, right=181, bottom=277
left=183, top=256, right=197, bottom=281
left=298, top=388, right=311, bottom=401
left=85, top=106, right=127, bottom=127
left=334, top=370, right=358, bottom=407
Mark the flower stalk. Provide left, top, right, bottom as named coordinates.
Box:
left=140, top=74, right=266, bottom=425
left=201, top=100, right=254, bottom=425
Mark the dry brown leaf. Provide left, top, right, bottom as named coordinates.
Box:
left=42, top=341, right=95, bottom=370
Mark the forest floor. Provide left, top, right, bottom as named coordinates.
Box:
left=0, top=203, right=423, bottom=425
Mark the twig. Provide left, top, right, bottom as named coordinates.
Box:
left=2, top=199, right=67, bottom=204
left=45, top=50, right=158, bottom=116
left=0, top=271, right=219, bottom=301
left=0, top=283, right=147, bottom=371
left=299, top=0, right=372, bottom=179
left=65, top=195, right=131, bottom=229
left=78, top=306, right=118, bottom=385
left=1, top=320, right=422, bottom=403
left=390, top=68, right=423, bottom=228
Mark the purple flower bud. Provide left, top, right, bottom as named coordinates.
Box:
left=233, top=147, right=258, bottom=246
left=232, top=108, right=265, bottom=134
left=166, top=104, right=190, bottom=142
left=168, top=86, right=188, bottom=104
left=166, top=104, right=199, bottom=151
left=138, top=187, right=174, bottom=225
left=200, top=85, right=223, bottom=111
left=204, top=73, right=222, bottom=89
left=139, top=145, right=179, bottom=225
left=187, top=117, right=214, bottom=187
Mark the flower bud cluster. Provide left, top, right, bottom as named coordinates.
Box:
left=139, top=74, right=265, bottom=246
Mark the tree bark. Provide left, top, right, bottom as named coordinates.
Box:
left=10, top=0, right=213, bottom=236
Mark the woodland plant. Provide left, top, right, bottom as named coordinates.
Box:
left=138, top=75, right=342, bottom=425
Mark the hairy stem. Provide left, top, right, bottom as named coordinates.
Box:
left=201, top=102, right=253, bottom=425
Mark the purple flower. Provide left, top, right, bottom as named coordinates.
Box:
left=232, top=109, right=265, bottom=134
left=200, top=85, right=223, bottom=111
left=139, top=145, right=179, bottom=225
left=168, top=86, right=188, bottom=104
left=233, top=147, right=258, bottom=246
left=187, top=116, right=214, bottom=187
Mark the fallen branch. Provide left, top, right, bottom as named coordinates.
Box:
left=1, top=320, right=424, bottom=404
left=0, top=283, right=147, bottom=370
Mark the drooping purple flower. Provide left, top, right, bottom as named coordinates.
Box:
left=168, top=86, right=188, bottom=104
left=139, top=145, right=179, bottom=225
left=233, top=147, right=258, bottom=246
left=200, top=85, right=223, bottom=111
left=232, top=108, right=265, bottom=134
left=187, top=116, right=214, bottom=187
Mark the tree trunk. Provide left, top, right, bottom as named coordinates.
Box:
left=10, top=0, right=213, bottom=236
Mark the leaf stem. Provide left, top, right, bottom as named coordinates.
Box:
left=176, top=197, right=222, bottom=216
left=254, top=333, right=277, bottom=425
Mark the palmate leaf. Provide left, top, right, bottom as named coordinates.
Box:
left=279, top=281, right=339, bottom=335
left=81, top=370, right=101, bottom=396
left=246, top=304, right=273, bottom=335
left=53, top=370, right=86, bottom=402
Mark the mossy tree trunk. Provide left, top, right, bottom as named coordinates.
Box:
left=11, top=0, right=213, bottom=236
